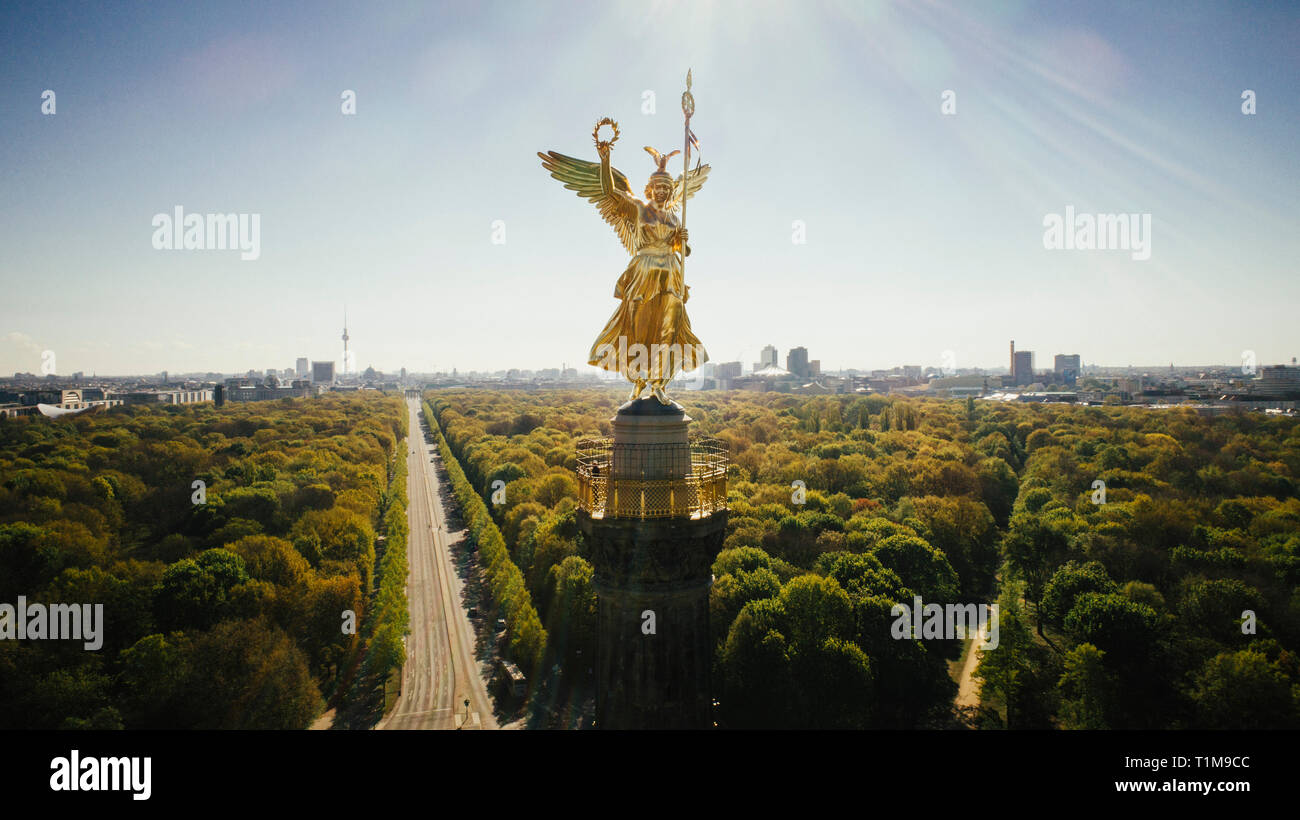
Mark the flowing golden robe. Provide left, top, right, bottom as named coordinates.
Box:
left=587, top=201, right=707, bottom=382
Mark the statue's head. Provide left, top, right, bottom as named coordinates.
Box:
left=643, top=146, right=679, bottom=207
left=646, top=172, right=674, bottom=206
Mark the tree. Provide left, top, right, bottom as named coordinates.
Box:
left=720, top=599, right=794, bottom=728
left=910, top=495, right=998, bottom=596
left=1176, top=578, right=1263, bottom=646
left=117, top=633, right=188, bottom=728
left=713, top=546, right=774, bottom=577
left=0, top=522, right=55, bottom=599
left=822, top=551, right=908, bottom=598
left=229, top=534, right=309, bottom=587
left=1057, top=643, right=1114, bottom=729
left=155, top=548, right=251, bottom=631
left=1063, top=592, right=1159, bottom=669
left=794, top=637, right=873, bottom=728
left=1040, top=561, right=1117, bottom=629
left=1003, top=512, right=1073, bottom=634
left=1190, top=649, right=1298, bottom=729
left=975, top=599, right=1059, bottom=729
left=291, top=507, right=375, bottom=564
left=870, top=534, right=959, bottom=602
left=184, top=619, right=324, bottom=729
left=777, top=574, right=852, bottom=650
left=545, top=556, right=597, bottom=665
left=976, top=457, right=1019, bottom=526
left=710, top=566, right=781, bottom=645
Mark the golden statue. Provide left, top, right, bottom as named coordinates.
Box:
left=539, top=77, right=710, bottom=404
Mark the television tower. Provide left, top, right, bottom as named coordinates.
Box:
left=342, top=307, right=350, bottom=379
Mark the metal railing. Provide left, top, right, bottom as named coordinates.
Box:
left=576, top=436, right=728, bottom=520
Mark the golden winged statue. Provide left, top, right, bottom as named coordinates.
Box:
left=539, top=118, right=711, bottom=404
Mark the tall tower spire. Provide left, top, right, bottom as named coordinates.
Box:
left=342, top=307, right=350, bottom=378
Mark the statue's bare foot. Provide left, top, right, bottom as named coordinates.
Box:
left=628, top=380, right=646, bottom=401
left=651, top=384, right=670, bottom=405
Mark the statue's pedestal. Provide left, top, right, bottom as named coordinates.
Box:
left=579, top=397, right=726, bottom=729
left=611, top=397, right=689, bottom=446
left=606, top=399, right=691, bottom=518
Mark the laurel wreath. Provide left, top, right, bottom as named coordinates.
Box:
left=593, top=117, right=620, bottom=149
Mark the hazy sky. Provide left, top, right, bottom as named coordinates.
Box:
left=2, top=0, right=1297, bottom=377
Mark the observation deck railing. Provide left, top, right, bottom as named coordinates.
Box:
left=575, top=436, right=728, bottom=520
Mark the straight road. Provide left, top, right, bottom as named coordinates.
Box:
left=377, top=398, right=496, bottom=730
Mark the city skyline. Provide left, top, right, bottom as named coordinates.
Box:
left=6, top=336, right=1295, bottom=381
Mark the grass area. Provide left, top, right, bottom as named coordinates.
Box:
left=383, top=668, right=402, bottom=715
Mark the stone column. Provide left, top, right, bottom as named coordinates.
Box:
left=578, top=398, right=726, bottom=729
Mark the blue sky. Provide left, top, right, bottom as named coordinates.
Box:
left=1, top=0, right=1296, bottom=376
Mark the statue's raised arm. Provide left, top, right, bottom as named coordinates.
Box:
left=537, top=118, right=638, bottom=254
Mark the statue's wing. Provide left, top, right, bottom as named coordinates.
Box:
left=669, top=162, right=710, bottom=212
left=538, top=151, right=637, bottom=254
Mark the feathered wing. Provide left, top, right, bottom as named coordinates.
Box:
left=669, top=162, right=711, bottom=212
left=538, top=150, right=637, bottom=254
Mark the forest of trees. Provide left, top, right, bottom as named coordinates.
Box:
left=0, top=393, right=408, bottom=729
left=426, top=388, right=1300, bottom=729
left=5, top=384, right=1297, bottom=730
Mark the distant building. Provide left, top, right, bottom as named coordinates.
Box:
left=223, top=379, right=310, bottom=402
left=296, top=357, right=310, bottom=378
left=1054, top=354, right=1081, bottom=386
left=715, top=362, right=742, bottom=381
left=113, top=389, right=212, bottom=406
left=1014, top=350, right=1034, bottom=386
left=741, top=363, right=793, bottom=389
left=1253, top=365, right=1300, bottom=398
left=787, top=347, right=810, bottom=378
left=312, top=361, right=335, bottom=384
left=793, top=381, right=833, bottom=395
left=754, top=344, right=778, bottom=372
